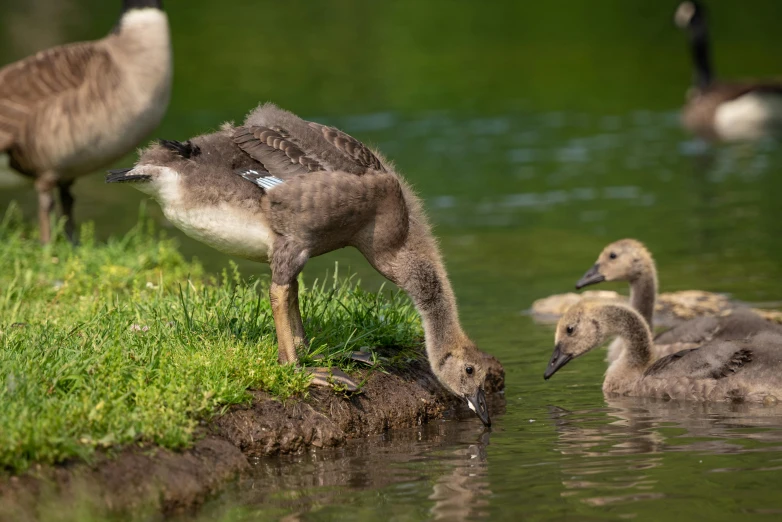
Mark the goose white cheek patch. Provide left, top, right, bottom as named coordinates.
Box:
left=467, top=400, right=477, bottom=413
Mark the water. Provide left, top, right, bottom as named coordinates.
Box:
left=4, top=0, right=782, bottom=519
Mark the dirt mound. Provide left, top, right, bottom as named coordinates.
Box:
left=0, top=354, right=505, bottom=520
left=0, top=437, right=246, bottom=521
left=216, top=355, right=504, bottom=457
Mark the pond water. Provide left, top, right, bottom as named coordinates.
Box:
left=4, top=0, right=782, bottom=520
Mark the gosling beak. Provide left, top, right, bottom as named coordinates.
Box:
left=106, top=168, right=151, bottom=183
left=575, top=264, right=605, bottom=289
left=466, top=388, right=491, bottom=427
left=544, top=343, right=572, bottom=380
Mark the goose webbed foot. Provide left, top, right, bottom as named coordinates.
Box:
left=348, top=350, right=375, bottom=365
left=307, top=367, right=359, bottom=392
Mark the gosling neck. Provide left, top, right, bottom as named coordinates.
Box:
left=628, top=261, right=658, bottom=329
left=601, top=303, right=653, bottom=371
left=394, top=231, right=469, bottom=364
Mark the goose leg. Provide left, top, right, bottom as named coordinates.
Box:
left=288, top=278, right=371, bottom=365
left=270, top=280, right=356, bottom=390
left=269, top=282, right=297, bottom=364
left=269, top=239, right=358, bottom=391
left=58, top=180, right=76, bottom=242
left=35, top=174, right=57, bottom=244
left=288, top=278, right=308, bottom=349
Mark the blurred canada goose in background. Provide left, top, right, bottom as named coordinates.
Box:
left=575, top=239, right=782, bottom=362
left=544, top=300, right=782, bottom=403
left=106, top=102, right=494, bottom=426
left=675, top=0, right=782, bottom=142
left=0, top=0, right=171, bottom=242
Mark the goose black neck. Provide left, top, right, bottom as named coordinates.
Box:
left=122, top=0, right=163, bottom=12
left=688, top=17, right=713, bottom=89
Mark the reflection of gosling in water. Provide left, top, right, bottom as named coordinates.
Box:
left=575, top=239, right=782, bottom=363
left=545, top=300, right=782, bottom=404
left=429, top=432, right=491, bottom=521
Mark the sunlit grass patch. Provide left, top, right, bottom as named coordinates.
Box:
left=0, top=204, right=422, bottom=473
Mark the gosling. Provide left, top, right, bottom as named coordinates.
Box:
left=544, top=300, right=782, bottom=403
left=576, top=239, right=782, bottom=362
left=106, top=102, right=492, bottom=426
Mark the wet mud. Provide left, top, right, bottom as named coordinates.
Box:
left=0, top=353, right=505, bottom=520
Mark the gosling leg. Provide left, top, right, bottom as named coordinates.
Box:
left=288, top=278, right=308, bottom=349
left=270, top=281, right=357, bottom=390
left=270, top=281, right=298, bottom=365
left=270, top=240, right=359, bottom=391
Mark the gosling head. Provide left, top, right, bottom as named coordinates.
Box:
left=106, top=139, right=204, bottom=200
left=544, top=300, right=612, bottom=380
left=575, top=239, right=653, bottom=289
left=433, top=345, right=491, bottom=427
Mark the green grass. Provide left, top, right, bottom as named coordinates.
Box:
left=0, top=203, right=423, bottom=474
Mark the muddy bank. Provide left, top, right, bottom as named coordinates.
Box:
left=215, top=355, right=505, bottom=458
left=0, top=437, right=247, bottom=522
left=0, top=354, right=504, bottom=520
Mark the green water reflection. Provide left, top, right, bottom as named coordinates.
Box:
left=3, top=0, right=782, bottom=520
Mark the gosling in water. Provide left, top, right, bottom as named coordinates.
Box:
left=576, top=239, right=782, bottom=362
left=544, top=300, right=782, bottom=404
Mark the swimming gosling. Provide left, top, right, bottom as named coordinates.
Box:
left=576, top=239, right=782, bottom=362
left=544, top=300, right=782, bottom=403
left=106, top=102, right=492, bottom=426
left=675, top=1, right=782, bottom=141
left=0, top=0, right=171, bottom=242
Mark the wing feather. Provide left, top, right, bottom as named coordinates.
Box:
left=233, top=125, right=325, bottom=178
left=308, top=121, right=386, bottom=172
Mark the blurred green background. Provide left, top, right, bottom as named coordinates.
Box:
left=4, top=1, right=782, bottom=520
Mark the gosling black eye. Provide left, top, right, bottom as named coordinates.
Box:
left=566, top=325, right=575, bottom=335
left=609, top=252, right=617, bottom=259
left=465, top=365, right=474, bottom=376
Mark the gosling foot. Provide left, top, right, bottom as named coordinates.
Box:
left=307, top=367, right=359, bottom=392
left=348, top=350, right=375, bottom=365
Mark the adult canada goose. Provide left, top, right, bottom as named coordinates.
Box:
left=106, top=102, right=493, bottom=426
left=544, top=300, right=782, bottom=403
left=0, top=0, right=172, bottom=242
left=675, top=1, right=782, bottom=141
left=575, top=239, right=782, bottom=362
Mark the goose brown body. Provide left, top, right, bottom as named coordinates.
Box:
left=0, top=1, right=171, bottom=242
left=108, top=103, right=493, bottom=425
left=545, top=300, right=782, bottom=403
